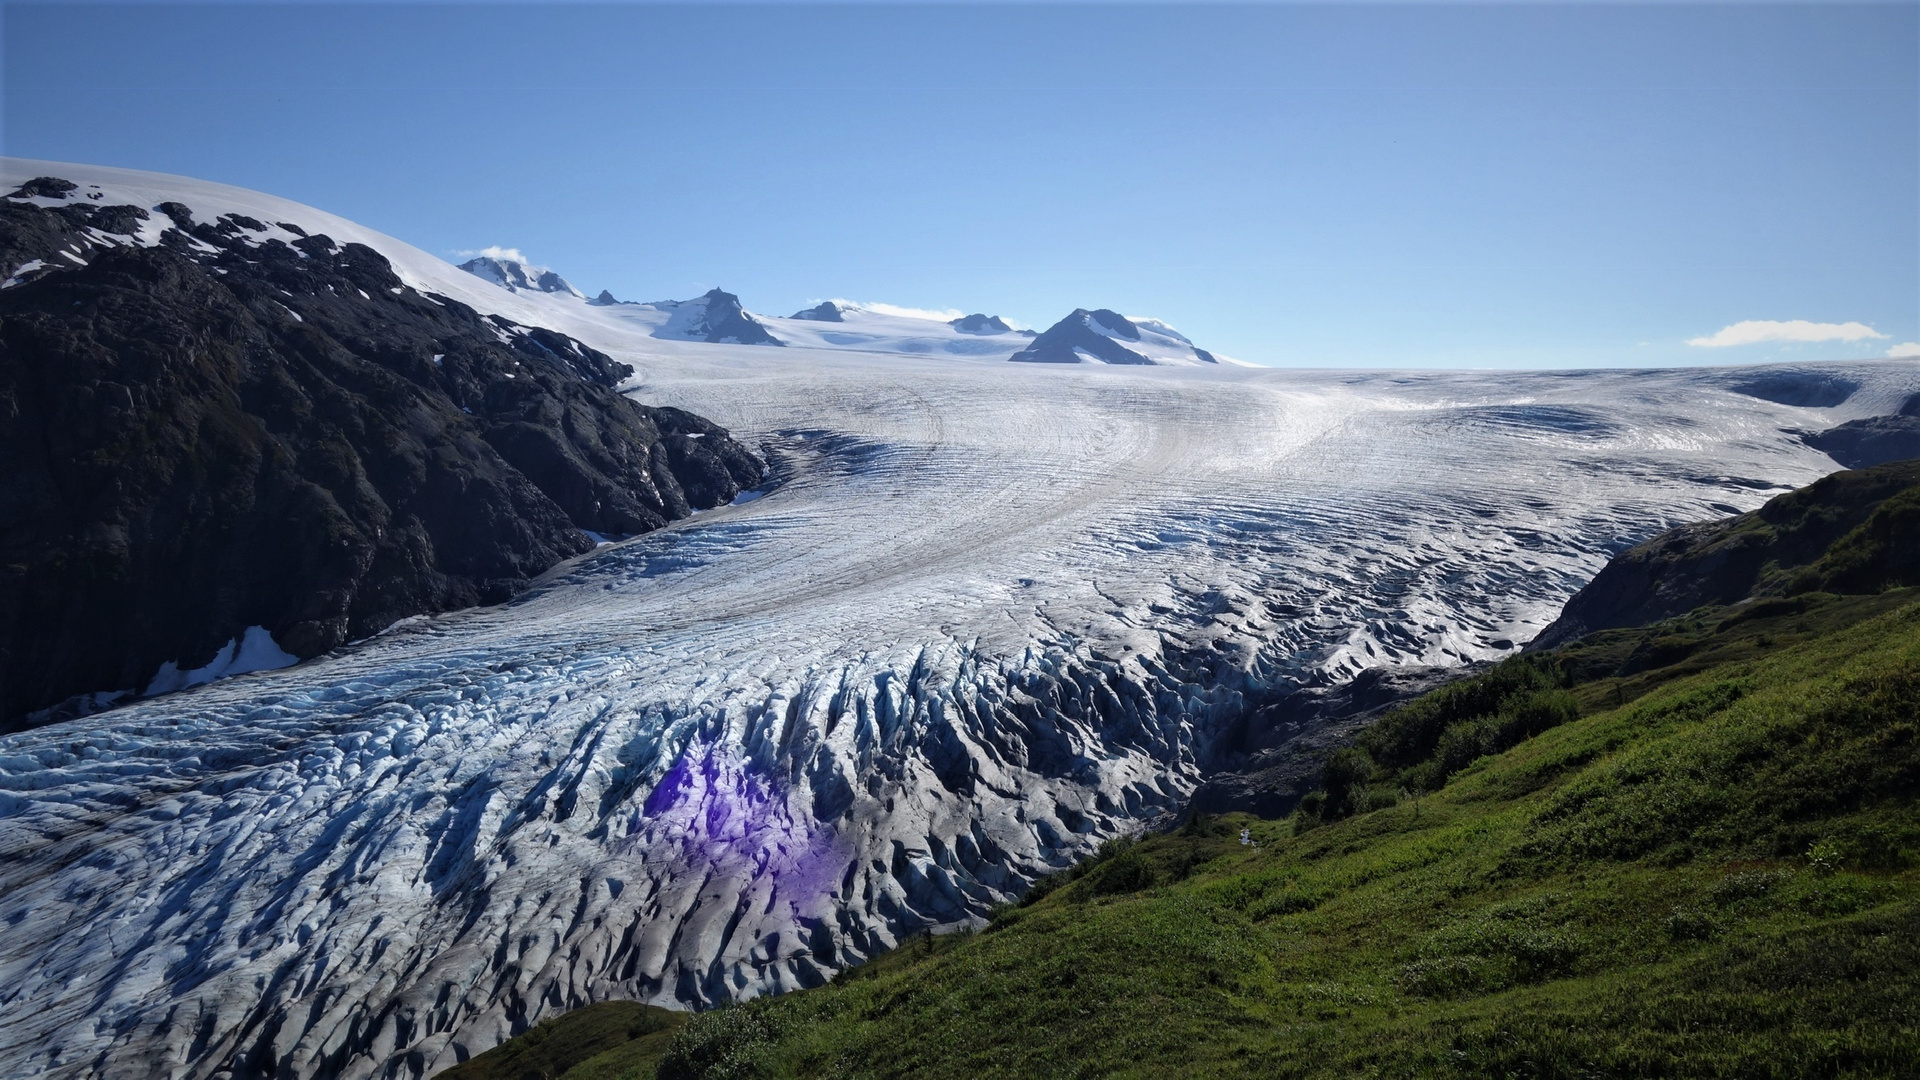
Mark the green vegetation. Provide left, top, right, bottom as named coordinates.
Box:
left=459, top=464, right=1920, bottom=1079
left=678, top=602, right=1920, bottom=1077
left=471, top=593, right=1919, bottom=1079
left=437, top=1001, right=686, bottom=1080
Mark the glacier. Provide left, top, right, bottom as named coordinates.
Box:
left=2, top=159, right=1918, bottom=1080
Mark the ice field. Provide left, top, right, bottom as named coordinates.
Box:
left=2, top=160, right=1916, bottom=1079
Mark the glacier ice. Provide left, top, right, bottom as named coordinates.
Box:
left=3, top=156, right=1918, bottom=1080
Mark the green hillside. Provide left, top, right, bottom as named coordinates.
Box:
left=435, top=1001, right=686, bottom=1080
left=449, top=462, right=1920, bottom=1080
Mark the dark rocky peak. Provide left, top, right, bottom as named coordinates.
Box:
left=458, top=254, right=585, bottom=298
left=8, top=176, right=78, bottom=200
left=1083, top=309, right=1141, bottom=340
left=790, top=301, right=845, bottom=322
left=2, top=189, right=151, bottom=288
left=0, top=194, right=764, bottom=728
left=1011, top=308, right=1155, bottom=365
left=679, top=287, right=782, bottom=346
left=591, top=288, right=624, bottom=306
left=949, top=313, right=1013, bottom=335
left=1011, top=307, right=1220, bottom=365
left=1728, top=369, right=1859, bottom=408
left=155, top=200, right=196, bottom=228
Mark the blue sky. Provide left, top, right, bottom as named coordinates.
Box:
left=5, top=2, right=1915, bottom=367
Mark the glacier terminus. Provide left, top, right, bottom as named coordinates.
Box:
left=1, top=160, right=1916, bottom=1080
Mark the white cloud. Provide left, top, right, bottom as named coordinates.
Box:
left=829, top=299, right=967, bottom=323
left=1887, top=341, right=1920, bottom=358
left=1686, top=319, right=1887, bottom=348
left=453, top=245, right=535, bottom=265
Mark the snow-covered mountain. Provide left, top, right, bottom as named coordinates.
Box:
left=455, top=266, right=1037, bottom=361
left=950, top=312, right=1028, bottom=336
left=752, top=303, right=1033, bottom=358
left=790, top=300, right=845, bottom=321
left=1012, top=308, right=1224, bottom=365
left=457, top=254, right=586, bottom=298
left=651, top=287, right=783, bottom=345
left=4, top=159, right=1919, bottom=1080
left=528, top=284, right=786, bottom=346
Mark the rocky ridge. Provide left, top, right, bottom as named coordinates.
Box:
left=456, top=255, right=585, bottom=298
left=1801, top=391, right=1920, bottom=469
left=788, top=301, right=845, bottom=322
left=1531, top=458, right=1920, bottom=649
left=1010, top=308, right=1220, bottom=366
left=0, top=178, right=762, bottom=727
left=656, top=288, right=783, bottom=345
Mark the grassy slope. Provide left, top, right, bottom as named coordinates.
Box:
left=642, top=592, right=1920, bottom=1079
left=453, top=463, right=1920, bottom=1080
left=436, top=1002, right=687, bottom=1080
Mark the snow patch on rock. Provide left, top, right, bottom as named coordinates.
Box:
left=142, top=626, right=300, bottom=696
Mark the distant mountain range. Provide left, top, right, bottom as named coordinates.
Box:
left=5, top=157, right=1915, bottom=1080
left=460, top=256, right=1223, bottom=365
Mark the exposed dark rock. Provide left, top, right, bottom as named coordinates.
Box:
left=683, top=288, right=782, bottom=345
left=458, top=255, right=582, bottom=297
left=8, top=176, right=77, bottom=200
left=591, top=289, right=623, bottom=306
left=0, top=189, right=763, bottom=728
left=1530, top=459, right=1920, bottom=650
left=1189, top=664, right=1473, bottom=817
left=949, top=313, right=1012, bottom=335
left=1802, top=414, right=1920, bottom=469
left=1010, top=308, right=1155, bottom=365
left=1728, top=370, right=1859, bottom=408
left=790, top=301, right=844, bottom=322
left=1901, top=391, right=1920, bottom=418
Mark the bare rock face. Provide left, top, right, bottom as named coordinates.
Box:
left=1803, top=413, right=1920, bottom=469
left=789, top=301, right=845, bottom=322
left=1530, top=459, right=1920, bottom=649
left=456, top=255, right=584, bottom=298
left=1010, top=308, right=1219, bottom=365
left=0, top=181, right=762, bottom=727
left=684, top=288, right=783, bottom=345
left=1186, top=663, right=1476, bottom=817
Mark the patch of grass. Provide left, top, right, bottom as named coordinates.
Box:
left=639, top=598, right=1920, bottom=1078
left=435, top=1000, right=686, bottom=1080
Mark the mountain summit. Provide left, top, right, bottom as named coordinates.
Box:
left=790, top=301, right=846, bottom=322
left=458, top=254, right=585, bottom=299
left=950, top=313, right=1025, bottom=336
left=1011, top=308, right=1221, bottom=365
left=656, top=287, right=784, bottom=345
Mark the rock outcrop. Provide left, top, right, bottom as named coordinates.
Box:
left=1530, top=458, right=1920, bottom=649
left=457, top=254, right=585, bottom=298
left=789, top=301, right=845, bottom=322
left=0, top=179, right=762, bottom=727
left=661, top=288, right=782, bottom=345
left=948, top=313, right=1017, bottom=335
left=1802, top=410, right=1920, bottom=469
left=1010, top=308, right=1219, bottom=366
